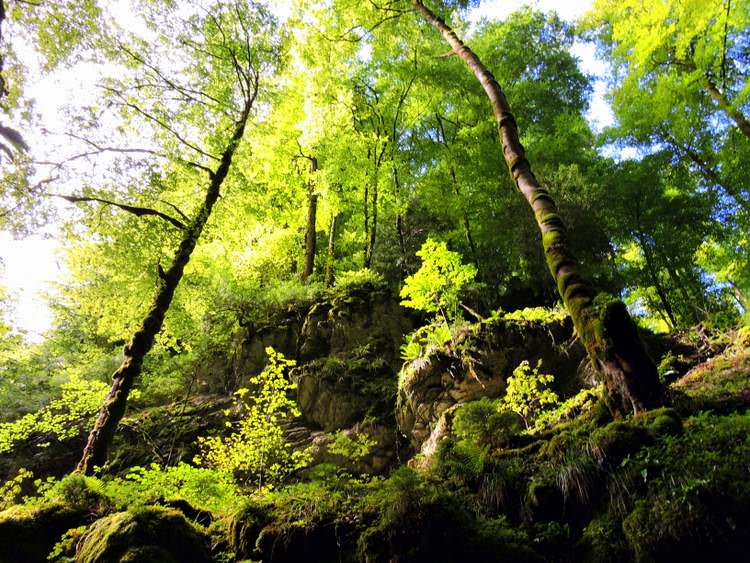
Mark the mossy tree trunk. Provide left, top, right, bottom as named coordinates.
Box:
left=412, top=0, right=666, bottom=415
left=302, top=156, right=318, bottom=282
left=77, top=102, right=253, bottom=475
left=324, top=213, right=337, bottom=288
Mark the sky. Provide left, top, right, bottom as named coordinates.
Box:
left=0, top=0, right=608, bottom=341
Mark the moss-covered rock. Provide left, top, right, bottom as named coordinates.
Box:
left=589, top=421, right=652, bottom=466
left=76, top=507, right=211, bottom=563
left=0, top=503, right=90, bottom=563
left=228, top=501, right=273, bottom=560
left=397, top=312, right=586, bottom=455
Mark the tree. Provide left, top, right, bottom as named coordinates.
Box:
left=76, top=2, right=282, bottom=474
left=411, top=0, right=665, bottom=415
left=196, top=347, right=309, bottom=490
left=400, top=238, right=477, bottom=322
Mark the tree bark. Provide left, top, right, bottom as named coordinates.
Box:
left=325, top=214, right=337, bottom=288
left=302, top=156, right=318, bottom=282
left=365, top=163, right=379, bottom=268
left=77, top=102, right=252, bottom=475
left=412, top=0, right=665, bottom=415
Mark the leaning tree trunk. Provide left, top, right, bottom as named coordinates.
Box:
left=77, top=105, right=251, bottom=475
left=412, top=0, right=665, bottom=415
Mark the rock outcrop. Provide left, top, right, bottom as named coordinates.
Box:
left=397, top=314, right=586, bottom=456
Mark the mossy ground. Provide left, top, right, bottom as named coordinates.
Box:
left=0, top=324, right=748, bottom=562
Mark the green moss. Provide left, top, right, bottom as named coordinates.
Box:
left=76, top=507, right=211, bottom=563
left=576, top=516, right=630, bottom=563
left=0, top=503, right=89, bottom=563
left=526, top=477, right=564, bottom=522
left=631, top=407, right=682, bottom=438
left=228, top=501, right=272, bottom=560
left=589, top=421, right=652, bottom=466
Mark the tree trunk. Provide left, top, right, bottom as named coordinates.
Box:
left=325, top=214, right=337, bottom=288
left=365, top=165, right=379, bottom=268
left=450, top=167, right=479, bottom=264
left=393, top=165, right=408, bottom=275
left=412, top=0, right=665, bottom=415
left=302, top=157, right=318, bottom=282
left=77, top=103, right=251, bottom=475
left=638, top=235, right=677, bottom=330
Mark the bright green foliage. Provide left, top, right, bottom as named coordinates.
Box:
left=102, top=463, right=241, bottom=516
left=399, top=321, right=453, bottom=363
left=400, top=239, right=477, bottom=321
left=0, top=468, right=33, bottom=510
left=501, top=306, right=568, bottom=324
left=501, top=360, right=559, bottom=429
left=0, top=375, right=108, bottom=453
left=196, top=348, right=310, bottom=490
left=330, top=269, right=387, bottom=297
left=327, top=431, right=376, bottom=462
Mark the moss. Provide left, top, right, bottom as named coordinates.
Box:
left=76, top=507, right=211, bottom=563
left=589, top=421, right=651, bottom=466
left=0, top=503, right=89, bottom=563
left=575, top=516, right=631, bottom=563
left=228, top=501, right=273, bottom=560
left=671, top=347, right=750, bottom=411
left=632, top=407, right=682, bottom=438
left=526, top=478, right=564, bottom=523
left=622, top=492, right=749, bottom=563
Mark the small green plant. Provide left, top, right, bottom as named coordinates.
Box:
left=196, top=347, right=311, bottom=490
left=48, top=525, right=88, bottom=561
left=327, top=430, right=376, bottom=462
left=501, top=360, right=559, bottom=429
left=400, top=321, right=454, bottom=362
left=331, top=268, right=387, bottom=296
left=453, top=398, right=521, bottom=448
left=400, top=238, right=477, bottom=322
left=0, top=467, right=34, bottom=510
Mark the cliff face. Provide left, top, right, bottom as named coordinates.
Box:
left=396, top=314, right=586, bottom=457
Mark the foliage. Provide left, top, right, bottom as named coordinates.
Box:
left=0, top=375, right=108, bottom=454
left=532, top=386, right=602, bottom=432
left=330, top=268, right=387, bottom=297
left=399, top=321, right=454, bottom=362
left=0, top=468, right=34, bottom=511
left=498, top=306, right=568, bottom=325
left=196, top=348, right=311, bottom=490
left=102, top=463, right=241, bottom=516
left=501, top=360, right=559, bottom=429
left=327, top=430, right=376, bottom=462
left=400, top=239, right=477, bottom=321
left=453, top=397, right=522, bottom=448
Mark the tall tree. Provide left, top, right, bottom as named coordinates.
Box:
left=411, top=0, right=665, bottom=415
left=76, top=2, right=281, bottom=473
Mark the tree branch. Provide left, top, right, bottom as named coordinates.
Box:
left=51, top=194, right=186, bottom=229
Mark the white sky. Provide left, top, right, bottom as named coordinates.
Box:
left=0, top=0, right=608, bottom=341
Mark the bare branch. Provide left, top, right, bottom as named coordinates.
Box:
left=99, top=84, right=220, bottom=161
left=50, top=193, right=187, bottom=229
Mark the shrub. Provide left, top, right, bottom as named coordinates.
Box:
left=400, top=238, right=476, bottom=322
left=196, top=347, right=311, bottom=490
left=501, top=360, right=559, bottom=429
